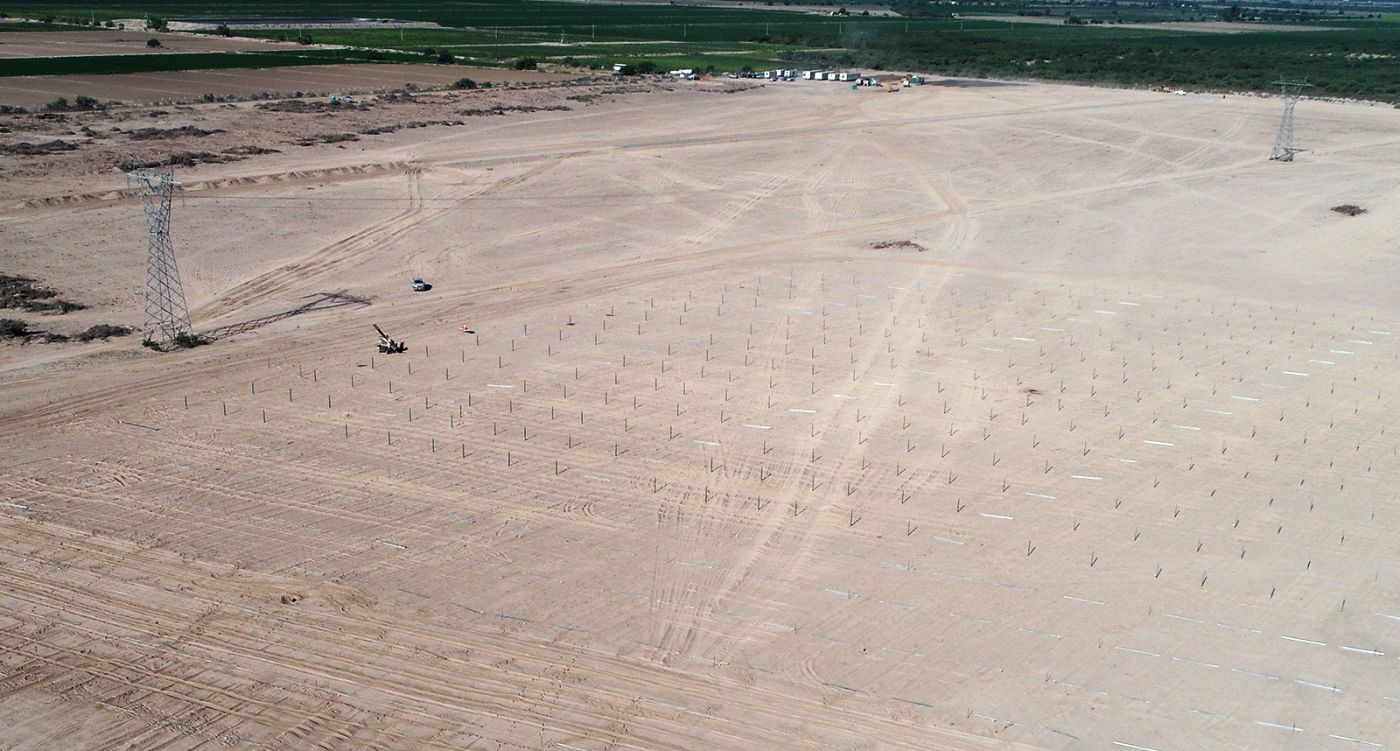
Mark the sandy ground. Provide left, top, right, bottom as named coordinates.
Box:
left=0, top=63, right=579, bottom=108
left=0, top=28, right=297, bottom=57
left=1, top=77, right=1399, bottom=750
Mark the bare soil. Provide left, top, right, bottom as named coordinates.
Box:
left=0, top=28, right=294, bottom=57
left=1, top=77, right=1398, bottom=750
left=0, top=62, right=579, bottom=109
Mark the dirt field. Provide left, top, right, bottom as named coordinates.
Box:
left=0, top=28, right=296, bottom=57
left=1, top=77, right=1399, bottom=750
left=0, top=63, right=578, bottom=108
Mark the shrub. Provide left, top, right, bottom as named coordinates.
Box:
left=451, top=77, right=477, bottom=90
left=437, top=51, right=455, bottom=64
left=145, top=16, right=166, bottom=30
left=367, top=51, right=387, bottom=61
left=44, top=97, right=69, bottom=111
left=146, top=38, right=162, bottom=48
left=296, top=33, right=313, bottom=45
left=0, top=318, right=29, bottom=339
left=73, top=95, right=99, bottom=109
left=635, top=61, right=657, bottom=75
left=514, top=57, right=538, bottom=70
left=216, top=24, right=230, bottom=36
left=77, top=324, right=133, bottom=341
left=171, top=331, right=207, bottom=348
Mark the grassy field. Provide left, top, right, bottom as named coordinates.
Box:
left=1, top=1, right=1399, bottom=101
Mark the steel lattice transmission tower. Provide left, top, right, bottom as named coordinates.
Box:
left=130, top=168, right=193, bottom=348
left=1270, top=77, right=1312, bottom=162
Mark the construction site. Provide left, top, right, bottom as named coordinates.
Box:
left=2, top=73, right=1399, bottom=750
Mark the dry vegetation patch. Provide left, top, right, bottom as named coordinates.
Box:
left=127, top=125, right=225, bottom=141
left=0, top=139, right=77, bottom=155
left=0, top=273, right=85, bottom=313
left=871, top=239, right=928, bottom=252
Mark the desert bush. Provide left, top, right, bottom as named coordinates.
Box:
left=514, top=57, right=538, bottom=70
left=171, top=331, right=207, bottom=348
left=77, top=324, right=133, bottom=341
left=0, top=318, right=29, bottom=339
left=451, top=77, right=477, bottom=90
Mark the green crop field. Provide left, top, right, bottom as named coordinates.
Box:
left=2, top=0, right=1399, bottom=102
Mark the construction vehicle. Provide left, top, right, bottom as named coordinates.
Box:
left=374, top=324, right=407, bottom=354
